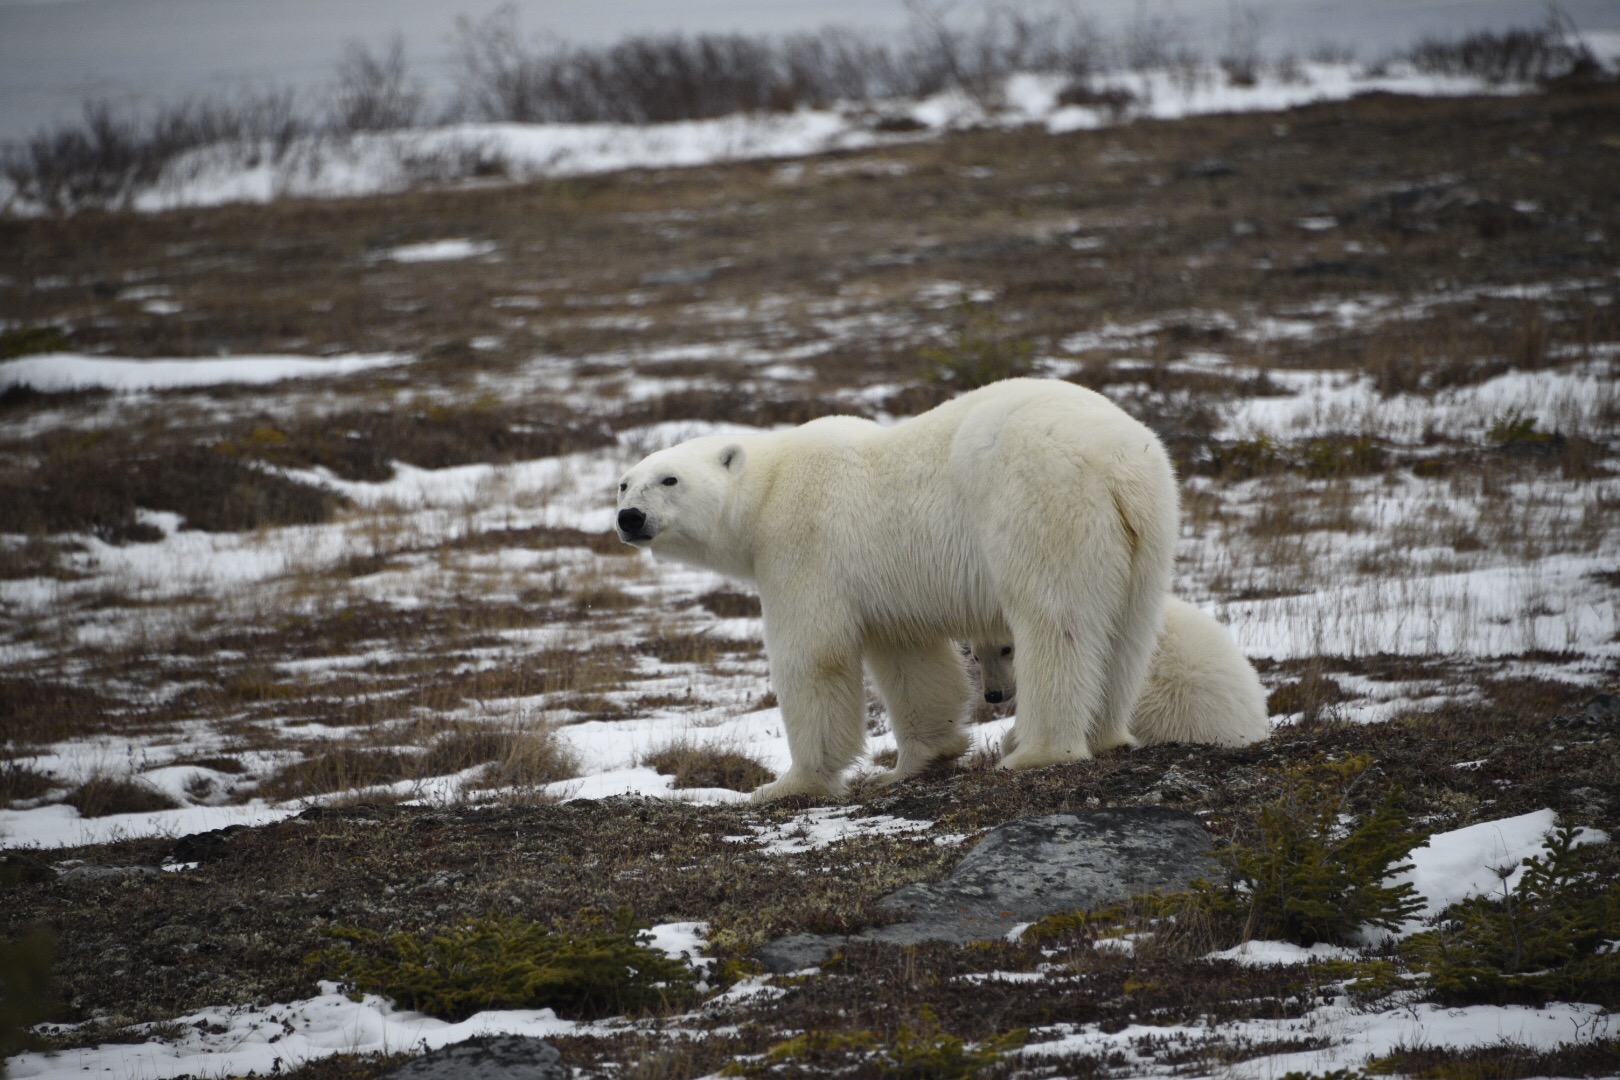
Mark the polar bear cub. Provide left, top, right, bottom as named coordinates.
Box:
left=972, top=597, right=1269, bottom=748
left=615, top=378, right=1180, bottom=802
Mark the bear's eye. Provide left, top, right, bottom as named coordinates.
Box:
left=618, top=482, right=627, bottom=492
left=661, top=476, right=678, bottom=486
left=1000, top=646, right=1013, bottom=656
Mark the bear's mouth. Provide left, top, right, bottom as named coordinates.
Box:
left=617, top=527, right=656, bottom=545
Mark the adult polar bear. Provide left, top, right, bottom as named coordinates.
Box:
left=971, top=597, right=1270, bottom=749
left=615, top=378, right=1179, bottom=802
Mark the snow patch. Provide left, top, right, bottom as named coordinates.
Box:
left=0, top=352, right=411, bottom=393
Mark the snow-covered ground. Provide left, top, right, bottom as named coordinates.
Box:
left=0, top=352, right=411, bottom=393
left=1, top=287, right=1616, bottom=851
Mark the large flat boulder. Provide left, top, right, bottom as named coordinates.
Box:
left=385, top=1035, right=566, bottom=1080
left=757, top=806, right=1216, bottom=973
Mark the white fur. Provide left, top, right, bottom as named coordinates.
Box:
left=972, top=597, right=1270, bottom=749
left=615, top=379, right=1179, bottom=802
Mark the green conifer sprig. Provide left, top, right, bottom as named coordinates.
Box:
left=1402, top=823, right=1620, bottom=1007
left=307, top=908, right=698, bottom=1021
left=1199, top=755, right=1426, bottom=947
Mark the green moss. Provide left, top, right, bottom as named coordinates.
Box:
left=306, top=910, right=697, bottom=1021
left=1401, top=824, right=1620, bottom=1007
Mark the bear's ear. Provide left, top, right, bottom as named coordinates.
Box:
left=719, top=444, right=745, bottom=472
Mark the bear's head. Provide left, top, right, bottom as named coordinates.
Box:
left=615, top=437, right=746, bottom=568
left=971, top=641, right=1016, bottom=705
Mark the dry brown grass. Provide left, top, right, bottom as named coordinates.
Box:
left=259, top=720, right=578, bottom=802
left=642, top=739, right=774, bottom=791
left=0, top=677, right=112, bottom=749
left=698, top=588, right=761, bottom=618
left=0, top=437, right=345, bottom=543
left=0, top=762, right=57, bottom=804
left=460, top=723, right=580, bottom=791
left=214, top=402, right=614, bottom=483
left=63, top=774, right=182, bottom=817
left=258, top=746, right=422, bottom=802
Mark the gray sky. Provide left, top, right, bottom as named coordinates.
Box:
left=3, top=0, right=1616, bottom=142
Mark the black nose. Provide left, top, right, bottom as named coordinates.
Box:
left=618, top=508, right=646, bottom=533
left=984, top=690, right=1004, bottom=704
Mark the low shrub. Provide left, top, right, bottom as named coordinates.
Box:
left=308, top=910, right=697, bottom=1020
left=1369, top=1037, right=1620, bottom=1079
left=1407, top=22, right=1602, bottom=86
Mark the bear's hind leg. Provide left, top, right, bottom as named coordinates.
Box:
left=750, top=643, right=867, bottom=804
left=863, top=638, right=972, bottom=786
left=997, top=611, right=1112, bottom=770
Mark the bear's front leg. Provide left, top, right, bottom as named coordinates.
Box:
left=863, top=638, right=972, bottom=787
left=749, top=616, right=867, bottom=804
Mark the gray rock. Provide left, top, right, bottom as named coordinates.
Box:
left=1579, top=693, right=1619, bottom=725
left=58, top=864, right=158, bottom=883
left=756, top=807, right=1216, bottom=973
left=756, top=933, right=841, bottom=972
left=386, top=1036, right=565, bottom=1080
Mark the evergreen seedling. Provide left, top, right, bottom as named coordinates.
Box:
left=919, top=300, right=1036, bottom=390
left=1402, top=823, right=1620, bottom=1007
left=1199, top=755, right=1425, bottom=947
left=308, top=909, right=697, bottom=1021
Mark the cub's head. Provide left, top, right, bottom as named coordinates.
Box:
left=971, top=641, right=1016, bottom=705
left=615, top=437, right=746, bottom=563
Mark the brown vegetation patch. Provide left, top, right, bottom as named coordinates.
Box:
left=1372, top=1037, right=1620, bottom=1079
left=451, top=524, right=631, bottom=556
left=64, top=774, right=182, bottom=817
left=260, top=722, right=579, bottom=801
left=258, top=747, right=422, bottom=802
left=215, top=403, right=615, bottom=483
left=697, top=588, right=761, bottom=619
left=0, top=762, right=57, bottom=804
left=0, top=441, right=345, bottom=543
left=0, top=537, right=84, bottom=581
left=644, top=740, right=774, bottom=791
left=0, top=677, right=113, bottom=748
left=615, top=390, right=872, bottom=431
left=1265, top=666, right=1350, bottom=719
